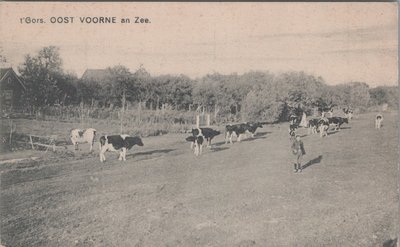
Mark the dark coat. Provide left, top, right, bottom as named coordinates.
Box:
left=291, top=139, right=306, bottom=155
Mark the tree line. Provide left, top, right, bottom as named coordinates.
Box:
left=15, top=46, right=398, bottom=123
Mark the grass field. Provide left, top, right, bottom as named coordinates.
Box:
left=0, top=111, right=398, bottom=247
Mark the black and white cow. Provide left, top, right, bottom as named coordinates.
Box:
left=307, top=118, right=320, bottom=134
left=225, top=122, right=265, bottom=144
left=225, top=123, right=250, bottom=144
left=70, top=128, right=96, bottom=151
left=99, top=135, right=143, bottom=162
left=328, top=117, right=349, bottom=131
left=225, top=123, right=246, bottom=144
left=186, top=135, right=204, bottom=156
left=375, top=114, right=383, bottom=129
left=191, top=128, right=221, bottom=148
left=245, top=122, right=264, bottom=138
left=318, top=118, right=329, bottom=137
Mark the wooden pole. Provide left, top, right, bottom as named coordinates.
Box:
left=9, top=120, right=13, bottom=146
left=196, top=115, right=200, bottom=128
left=30, top=135, right=34, bottom=150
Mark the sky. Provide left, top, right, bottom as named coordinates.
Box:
left=0, top=2, right=398, bottom=87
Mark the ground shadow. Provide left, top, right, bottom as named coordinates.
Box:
left=241, top=136, right=267, bottom=142
left=302, top=155, right=323, bottom=170
left=212, top=141, right=227, bottom=147
left=211, top=147, right=230, bottom=152
left=383, top=238, right=397, bottom=247
left=327, top=127, right=351, bottom=135
left=255, top=131, right=272, bottom=137
left=327, top=130, right=339, bottom=136
left=127, top=148, right=175, bottom=158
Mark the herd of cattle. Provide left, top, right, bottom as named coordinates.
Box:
left=69, top=108, right=384, bottom=161
left=185, top=121, right=267, bottom=156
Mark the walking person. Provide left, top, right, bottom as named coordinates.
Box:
left=291, top=135, right=306, bottom=173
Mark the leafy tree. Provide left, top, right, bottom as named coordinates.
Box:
left=242, top=85, right=285, bottom=122
left=18, top=46, right=71, bottom=106
left=75, top=80, right=102, bottom=105
left=108, top=65, right=134, bottom=107
left=369, top=86, right=398, bottom=108
left=54, top=72, right=78, bottom=105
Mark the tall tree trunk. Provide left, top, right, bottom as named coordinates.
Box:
left=214, top=104, right=219, bottom=123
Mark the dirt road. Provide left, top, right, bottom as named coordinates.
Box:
left=1, top=112, right=398, bottom=246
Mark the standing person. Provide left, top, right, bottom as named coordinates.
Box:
left=291, top=135, right=306, bottom=173
left=375, top=114, right=383, bottom=129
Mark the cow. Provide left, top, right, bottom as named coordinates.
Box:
left=191, top=128, right=221, bottom=148
left=375, top=114, right=383, bottom=129
left=186, top=135, right=204, bottom=156
left=343, top=108, right=353, bottom=120
left=318, top=118, right=329, bottom=137
left=225, top=123, right=248, bottom=144
left=70, top=128, right=96, bottom=152
left=328, top=117, right=349, bottom=131
left=245, top=122, right=264, bottom=138
left=308, top=118, right=320, bottom=134
left=99, top=135, right=143, bottom=162
left=224, top=122, right=260, bottom=144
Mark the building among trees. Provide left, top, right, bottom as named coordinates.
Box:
left=0, top=67, right=26, bottom=109
left=81, top=69, right=112, bottom=83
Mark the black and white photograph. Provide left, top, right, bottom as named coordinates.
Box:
left=0, top=2, right=398, bottom=246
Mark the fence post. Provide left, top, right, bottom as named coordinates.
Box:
left=29, top=135, right=34, bottom=150
left=9, top=120, right=14, bottom=146
left=206, top=114, right=210, bottom=126
left=196, top=115, right=200, bottom=128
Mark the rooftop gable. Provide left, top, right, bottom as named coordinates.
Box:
left=0, top=67, right=26, bottom=90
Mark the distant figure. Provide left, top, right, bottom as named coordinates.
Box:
left=291, top=135, right=306, bottom=173
left=343, top=107, right=353, bottom=120
left=289, top=123, right=298, bottom=139
left=382, top=103, right=388, bottom=112
left=375, top=114, right=383, bottom=129
left=299, top=112, right=308, bottom=128
left=289, top=114, right=299, bottom=125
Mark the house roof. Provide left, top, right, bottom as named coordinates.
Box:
left=0, top=67, right=26, bottom=90
left=81, top=69, right=112, bottom=82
